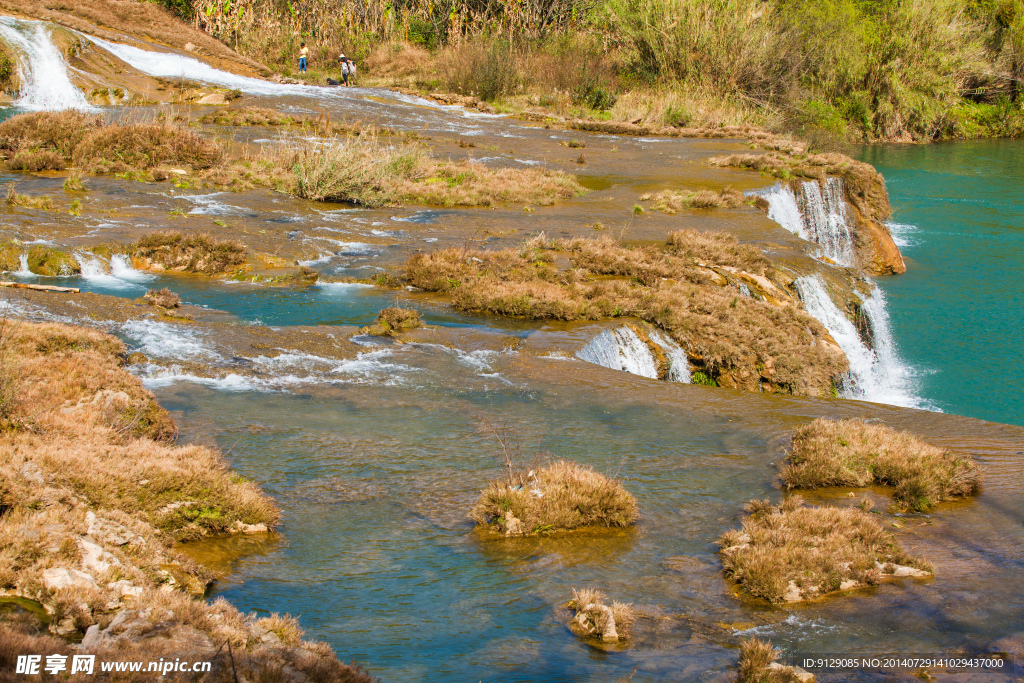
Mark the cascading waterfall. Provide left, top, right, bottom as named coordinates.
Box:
left=577, top=327, right=659, bottom=379
left=749, top=179, right=855, bottom=267
left=76, top=252, right=153, bottom=289
left=0, top=18, right=93, bottom=111
left=795, top=275, right=922, bottom=408
left=649, top=330, right=692, bottom=383
left=15, top=254, right=36, bottom=278
left=576, top=326, right=691, bottom=383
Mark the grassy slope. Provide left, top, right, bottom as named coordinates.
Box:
left=181, top=0, right=1024, bottom=144
left=0, top=319, right=375, bottom=682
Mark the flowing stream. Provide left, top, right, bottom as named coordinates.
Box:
left=3, top=23, right=1024, bottom=681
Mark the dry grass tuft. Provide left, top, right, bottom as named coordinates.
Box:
left=405, top=234, right=845, bottom=395
left=567, top=587, right=636, bottom=642
left=131, top=232, right=246, bottom=275
left=644, top=187, right=745, bottom=213
left=143, top=288, right=181, bottom=309
left=0, top=111, right=222, bottom=175
left=5, top=184, right=55, bottom=211
left=718, top=496, right=930, bottom=604
left=289, top=134, right=584, bottom=208
left=784, top=418, right=982, bottom=511
left=738, top=638, right=801, bottom=683
left=471, top=460, right=638, bottom=536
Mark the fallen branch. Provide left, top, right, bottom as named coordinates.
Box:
left=0, top=281, right=80, bottom=293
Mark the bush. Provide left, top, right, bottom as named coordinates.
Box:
left=718, top=496, right=930, bottom=604
left=471, top=460, right=639, bottom=536
left=439, top=40, right=520, bottom=101
left=783, top=418, right=982, bottom=511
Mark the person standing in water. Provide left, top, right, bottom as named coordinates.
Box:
left=347, top=58, right=357, bottom=87
left=299, top=42, right=308, bottom=73
left=338, top=53, right=349, bottom=86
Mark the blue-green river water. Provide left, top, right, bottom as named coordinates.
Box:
left=861, top=140, right=1024, bottom=426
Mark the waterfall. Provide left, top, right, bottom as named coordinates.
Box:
left=76, top=252, right=153, bottom=289
left=15, top=254, right=36, bottom=278
left=576, top=327, right=659, bottom=379
left=795, top=275, right=922, bottom=408
left=650, top=330, right=691, bottom=383
left=0, top=18, right=93, bottom=111
left=749, top=179, right=855, bottom=267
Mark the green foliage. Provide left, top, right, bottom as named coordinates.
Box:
left=691, top=370, right=717, bottom=386
left=160, top=0, right=196, bottom=20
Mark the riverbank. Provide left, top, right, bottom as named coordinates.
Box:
left=0, top=319, right=374, bottom=681
left=176, top=0, right=1024, bottom=145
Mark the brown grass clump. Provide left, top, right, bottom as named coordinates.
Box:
left=718, top=496, right=930, bottom=604
left=0, top=112, right=222, bottom=175
left=471, top=460, right=639, bottom=536
left=738, top=638, right=801, bottom=683
left=643, top=187, right=745, bottom=213
left=783, top=418, right=982, bottom=512
left=567, top=587, right=636, bottom=642
left=4, top=184, right=55, bottom=211
left=143, top=288, right=181, bottom=309
left=363, top=307, right=421, bottom=336
left=130, top=232, right=246, bottom=275
left=405, top=234, right=845, bottom=396
left=290, top=134, right=584, bottom=208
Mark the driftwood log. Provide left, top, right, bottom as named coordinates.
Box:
left=0, top=281, right=80, bottom=293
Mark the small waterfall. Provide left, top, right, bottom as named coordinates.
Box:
left=649, top=330, right=691, bottom=383
left=576, top=327, right=659, bottom=379
left=15, top=254, right=36, bottom=278
left=110, top=254, right=154, bottom=283
left=749, top=179, right=855, bottom=267
left=795, top=275, right=921, bottom=408
left=77, top=252, right=152, bottom=289
left=0, top=18, right=93, bottom=111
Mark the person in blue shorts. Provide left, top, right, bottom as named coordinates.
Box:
left=299, top=43, right=308, bottom=73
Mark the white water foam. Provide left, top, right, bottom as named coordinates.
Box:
left=110, top=255, right=154, bottom=283
left=576, top=327, right=659, bottom=379
left=0, top=18, right=94, bottom=111
left=15, top=254, right=36, bottom=278
left=650, top=330, right=691, bottom=383
left=885, top=221, right=918, bottom=248
left=795, top=275, right=923, bottom=408
left=121, top=319, right=222, bottom=362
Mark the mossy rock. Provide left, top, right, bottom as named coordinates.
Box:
left=0, top=242, right=21, bottom=272
left=27, top=246, right=80, bottom=276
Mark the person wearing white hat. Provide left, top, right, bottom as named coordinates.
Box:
left=338, top=53, right=349, bottom=86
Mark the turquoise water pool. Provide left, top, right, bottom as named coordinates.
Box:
left=861, top=140, right=1024, bottom=426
